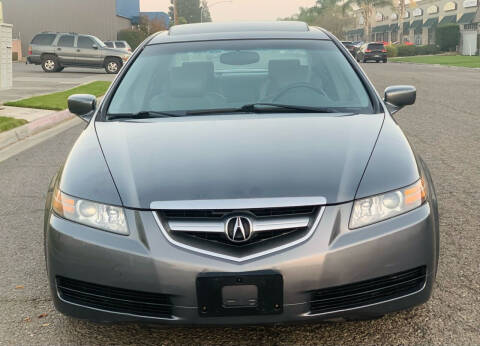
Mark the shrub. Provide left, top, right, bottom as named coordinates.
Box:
left=12, top=52, right=18, bottom=61
left=397, top=44, right=416, bottom=56
left=117, top=29, right=148, bottom=50
left=415, top=45, right=440, bottom=55
left=436, top=24, right=460, bottom=52
left=386, top=45, right=398, bottom=57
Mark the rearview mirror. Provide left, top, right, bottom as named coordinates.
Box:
left=68, top=94, right=96, bottom=122
left=384, top=85, right=416, bottom=114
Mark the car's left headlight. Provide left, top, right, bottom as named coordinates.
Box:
left=52, top=188, right=128, bottom=235
left=349, top=179, right=426, bottom=229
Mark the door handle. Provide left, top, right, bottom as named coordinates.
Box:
left=57, top=48, right=61, bottom=51
left=77, top=49, right=80, bottom=52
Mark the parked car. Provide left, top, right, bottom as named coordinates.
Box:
left=356, top=42, right=388, bottom=63
left=104, top=40, right=132, bottom=53
left=27, top=32, right=131, bottom=74
left=45, top=21, right=438, bottom=325
left=341, top=41, right=356, bottom=56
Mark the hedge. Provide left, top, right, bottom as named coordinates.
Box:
left=117, top=29, right=148, bottom=50
left=387, top=44, right=440, bottom=57
left=436, top=24, right=460, bottom=52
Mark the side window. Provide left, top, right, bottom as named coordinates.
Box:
left=77, top=36, right=95, bottom=49
left=105, top=42, right=114, bottom=48
left=115, top=41, right=126, bottom=48
left=57, top=35, right=74, bottom=48
left=31, top=34, right=56, bottom=46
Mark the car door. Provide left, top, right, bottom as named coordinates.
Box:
left=76, top=35, right=102, bottom=67
left=55, top=34, right=76, bottom=65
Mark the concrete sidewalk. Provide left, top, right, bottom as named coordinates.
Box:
left=0, top=107, right=75, bottom=150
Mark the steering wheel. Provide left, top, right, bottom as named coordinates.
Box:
left=271, top=82, right=328, bottom=102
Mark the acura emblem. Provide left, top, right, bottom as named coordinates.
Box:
left=225, top=216, right=253, bottom=243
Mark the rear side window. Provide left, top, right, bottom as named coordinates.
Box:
left=105, top=42, right=114, bottom=48
left=31, top=34, right=56, bottom=46
left=368, top=44, right=384, bottom=50
left=57, top=35, right=74, bottom=47
left=77, top=36, right=95, bottom=49
left=115, top=41, right=126, bottom=48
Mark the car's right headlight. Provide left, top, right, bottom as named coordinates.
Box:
left=52, top=188, right=128, bottom=235
left=349, top=179, right=426, bottom=229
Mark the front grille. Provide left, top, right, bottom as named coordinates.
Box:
left=159, top=206, right=319, bottom=248
left=163, top=206, right=317, bottom=219
left=178, top=227, right=306, bottom=247
left=56, top=276, right=173, bottom=318
left=309, top=266, right=427, bottom=314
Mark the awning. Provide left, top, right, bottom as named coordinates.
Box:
left=458, top=12, right=476, bottom=24
left=439, top=15, right=457, bottom=25
left=411, top=19, right=423, bottom=30
left=403, top=22, right=410, bottom=34
left=372, top=25, right=390, bottom=33
left=423, top=17, right=439, bottom=27
left=390, top=23, right=399, bottom=31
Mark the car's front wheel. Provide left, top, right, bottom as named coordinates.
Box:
left=41, top=55, right=59, bottom=73
left=105, top=58, right=122, bottom=74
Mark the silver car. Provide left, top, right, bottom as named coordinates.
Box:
left=45, top=22, right=439, bottom=325
left=104, top=40, right=132, bottom=53
left=27, top=32, right=131, bottom=74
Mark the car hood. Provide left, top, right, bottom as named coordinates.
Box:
left=95, top=113, right=384, bottom=209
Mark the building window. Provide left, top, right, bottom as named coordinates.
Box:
left=391, top=30, right=398, bottom=42
left=428, top=28, right=435, bottom=44
left=414, top=28, right=422, bottom=45
left=464, top=23, right=478, bottom=31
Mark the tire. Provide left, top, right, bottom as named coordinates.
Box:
left=376, top=60, right=380, bottom=63
left=56, top=67, right=65, bottom=72
left=383, top=59, right=388, bottom=63
left=105, top=58, right=122, bottom=74
left=362, top=58, right=367, bottom=63
left=41, top=55, right=59, bottom=73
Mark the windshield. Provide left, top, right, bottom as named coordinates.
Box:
left=108, top=39, right=373, bottom=117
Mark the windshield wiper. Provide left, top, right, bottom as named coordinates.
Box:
left=186, top=103, right=341, bottom=116
left=107, top=110, right=185, bottom=120
left=239, top=103, right=340, bottom=113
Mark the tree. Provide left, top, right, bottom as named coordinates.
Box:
left=342, top=0, right=393, bottom=41
left=201, top=0, right=212, bottom=22
left=177, top=0, right=202, bottom=23
left=137, top=15, right=167, bottom=35
left=393, top=0, right=416, bottom=43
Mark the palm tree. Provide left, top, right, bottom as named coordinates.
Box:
left=343, top=0, right=393, bottom=41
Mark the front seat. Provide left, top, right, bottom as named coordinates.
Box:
left=260, top=59, right=309, bottom=100
left=149, top=62, right=225, bottom=111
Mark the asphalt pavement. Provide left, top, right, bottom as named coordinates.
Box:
left=0, top=62, right=479, bottom=345
left=0, top=63, right=115, bottom=103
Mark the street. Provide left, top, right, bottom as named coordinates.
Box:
left=0, top=63, right=115, bottom=103
left=0, top=62, right=479, bottom=344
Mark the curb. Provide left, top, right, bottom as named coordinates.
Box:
left=0, top=109, right=74, bottom=151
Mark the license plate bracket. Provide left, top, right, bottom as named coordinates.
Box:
left=196, top=271, right=283, bottom=317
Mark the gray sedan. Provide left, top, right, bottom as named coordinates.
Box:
left=44, top=21, right=439, bottom=325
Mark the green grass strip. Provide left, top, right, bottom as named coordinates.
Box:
left=0, top=116, right=28, bottom=133
left=4, top=81, right=111, bottom=110
left=390, top=55, right=480, bottom=68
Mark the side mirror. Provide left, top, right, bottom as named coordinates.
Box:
left=384, top=85, right=416, bottom=114
left=68, top=94, right=96, bottom=122
left=92, top=44, right=98, bottom=50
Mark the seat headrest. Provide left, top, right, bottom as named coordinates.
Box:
left=268, top=59, right=307, bottom=83
left=169, top=62, right=214, bottom=97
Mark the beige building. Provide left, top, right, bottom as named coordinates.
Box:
left=346, top=0, right=479, bottom=54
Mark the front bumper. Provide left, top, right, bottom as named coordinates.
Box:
left=45, top=202, right=437, bottom=325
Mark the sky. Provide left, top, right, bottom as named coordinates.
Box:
left=140, top=0, right=318, bottom=21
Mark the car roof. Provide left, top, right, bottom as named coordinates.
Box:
left=148, top=21, right=330, bottom=45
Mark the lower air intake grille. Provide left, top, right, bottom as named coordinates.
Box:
left=309, top=266, right=427, bottom=314
left=56, top=276, right=173, bottom=318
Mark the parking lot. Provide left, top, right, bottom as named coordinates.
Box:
left=0, top=63, right=115, bottom=103
left=0, top=62, right=479, bottom=345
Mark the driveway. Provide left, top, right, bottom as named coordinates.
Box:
left=0, top=63, right=115, bottom=103
left=0, top=62, right=478, bottom=345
